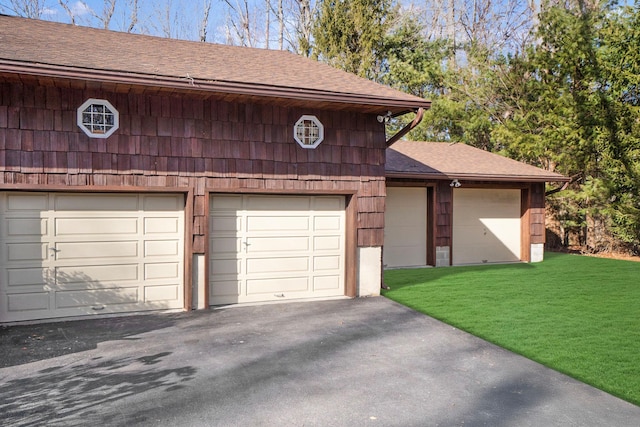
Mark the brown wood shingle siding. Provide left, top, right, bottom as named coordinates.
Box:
left=435, top=181, right=453, bottom=248
left=0, top=80, right=387, bottom=252
left=530, top=182, right=546, bottom=244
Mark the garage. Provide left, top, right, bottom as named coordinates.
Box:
left=386, top=141, right=568, bottom=267
left=384, top=187, right=428, bottom=268
left=0, top=192, right=185, bottom=323
left=209, top=194, right=345, bottom=305
left=452, top=188, right=521, bottom=265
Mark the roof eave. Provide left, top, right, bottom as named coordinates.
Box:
left=0, top=59, right=430, bottom=113
left=385, top=171, right=570, bottom=183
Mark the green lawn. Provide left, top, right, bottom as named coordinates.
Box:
left=382, top=252, right=640, bottom=406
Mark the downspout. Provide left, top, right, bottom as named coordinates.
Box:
left=545, top=172, right=578, bottom=196
left=545, top=180, right=570, bottom=196
left=385, top=107, right=425, bottom=147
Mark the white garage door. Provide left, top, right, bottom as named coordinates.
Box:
left=452, top=188, right=521, bottom=265
left=0, top=192, right=184, bottom=323
left=209, top=194, right=345, bottom=305
left=384, top=187, right=427, bottom=268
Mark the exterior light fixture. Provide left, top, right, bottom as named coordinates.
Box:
left=377, top=111, right=393, bottom=123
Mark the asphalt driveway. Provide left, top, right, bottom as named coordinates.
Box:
left=1, top=297, right=638, bottom=426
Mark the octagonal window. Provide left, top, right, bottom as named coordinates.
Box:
left=77, top=99, right=119, bottom=138
left=294, top=115, right=324, bottom=149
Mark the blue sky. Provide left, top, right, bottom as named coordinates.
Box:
left=0, top=0, right=237, bottom=43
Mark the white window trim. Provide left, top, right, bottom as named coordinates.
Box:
left=294, top=115, right=324, bottom=149
left=77, top=98, right=119, bottom=139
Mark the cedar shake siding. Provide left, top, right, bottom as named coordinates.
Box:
left=0, top=79, right=387, bottom=251
left=435, top=180, right=453, bottom=249
left=529, top=183, right=547, bottom=245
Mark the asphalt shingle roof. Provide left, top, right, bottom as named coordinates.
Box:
left=386, top=140, right=568, bottom=182
left=0, top=15, right=429, bottom=113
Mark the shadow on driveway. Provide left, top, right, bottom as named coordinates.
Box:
left=1, top=298, right=638, bottom=426
left=0, top=351, right=196, bottom=427
left=0, top=314, right=179, bottom=368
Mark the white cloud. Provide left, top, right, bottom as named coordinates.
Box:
left=71, top=1, right=92, bottom=17
left=41, top=8, right=58, bottom=16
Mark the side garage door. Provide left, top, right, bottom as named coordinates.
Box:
left=0, top=192, right=184, bottom=323
left=452, top=188, right=521, bottom=265
left=384, top=187, right=427, bottom=268
left=209, top=194, right=345, bottom=305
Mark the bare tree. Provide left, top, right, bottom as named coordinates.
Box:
left=457, top=0, right=534, bottom=53
left=142, top=0, right=216, bottom=41
left=417, top=0, right=535, bottom=55
left=265, top=0, right=271, bottom=48
left=125, top=0, right=138, bottom=32
left=91, top=0, right=117, bottom=29
left=58, top=0, right=117, bottom=29
left=222, top=0, right=256, bottom=46
left=417, top=0, right=452, bottom=41
left=147, top=0, right=188, bottom=39
left=159, top=0, right=173, bottom=37
left=2, top=0, right=51, bottom=18
left=265, top=0, right=290, bottom=49
left=57, top=0, right=76, bottom=24
left=57, top=0, right=140, bottom=32
left=289, top=0, right=315, bottom=54
left=199, top=0, right=212, bottom=41
left=277, top=0, right=284, bottom=49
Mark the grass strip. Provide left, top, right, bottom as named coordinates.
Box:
left=382, top=252, right=640, bottom=406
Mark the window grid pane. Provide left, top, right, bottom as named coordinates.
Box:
left=82, top=104, right=115, bottom=134
left=293, top=115, right=324, bottom=149
left=297, top=119, right=320, bottom=145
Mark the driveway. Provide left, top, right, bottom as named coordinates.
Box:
left=1, top=297, right=638, bottom=426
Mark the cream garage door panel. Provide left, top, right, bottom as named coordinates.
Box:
left=452, top=189, right=521, bottom=265
left=0, top=192, right=184, bottom=322
left=209, top=194, right=345, bottom=305
left=384, top=187, right=428, bottom=268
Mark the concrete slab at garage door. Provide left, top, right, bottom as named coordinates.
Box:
left=453, top=188, right=521, bottom=265
left=209, top=194, right=345, bottom=305
left=384, top=187, right=427, bottom=268
left=0, top=193, right=185, bottom=322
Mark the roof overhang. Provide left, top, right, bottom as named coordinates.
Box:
left=0, top=59, right=430, bottom=115
left=386, top=171, right=571, bottom=183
